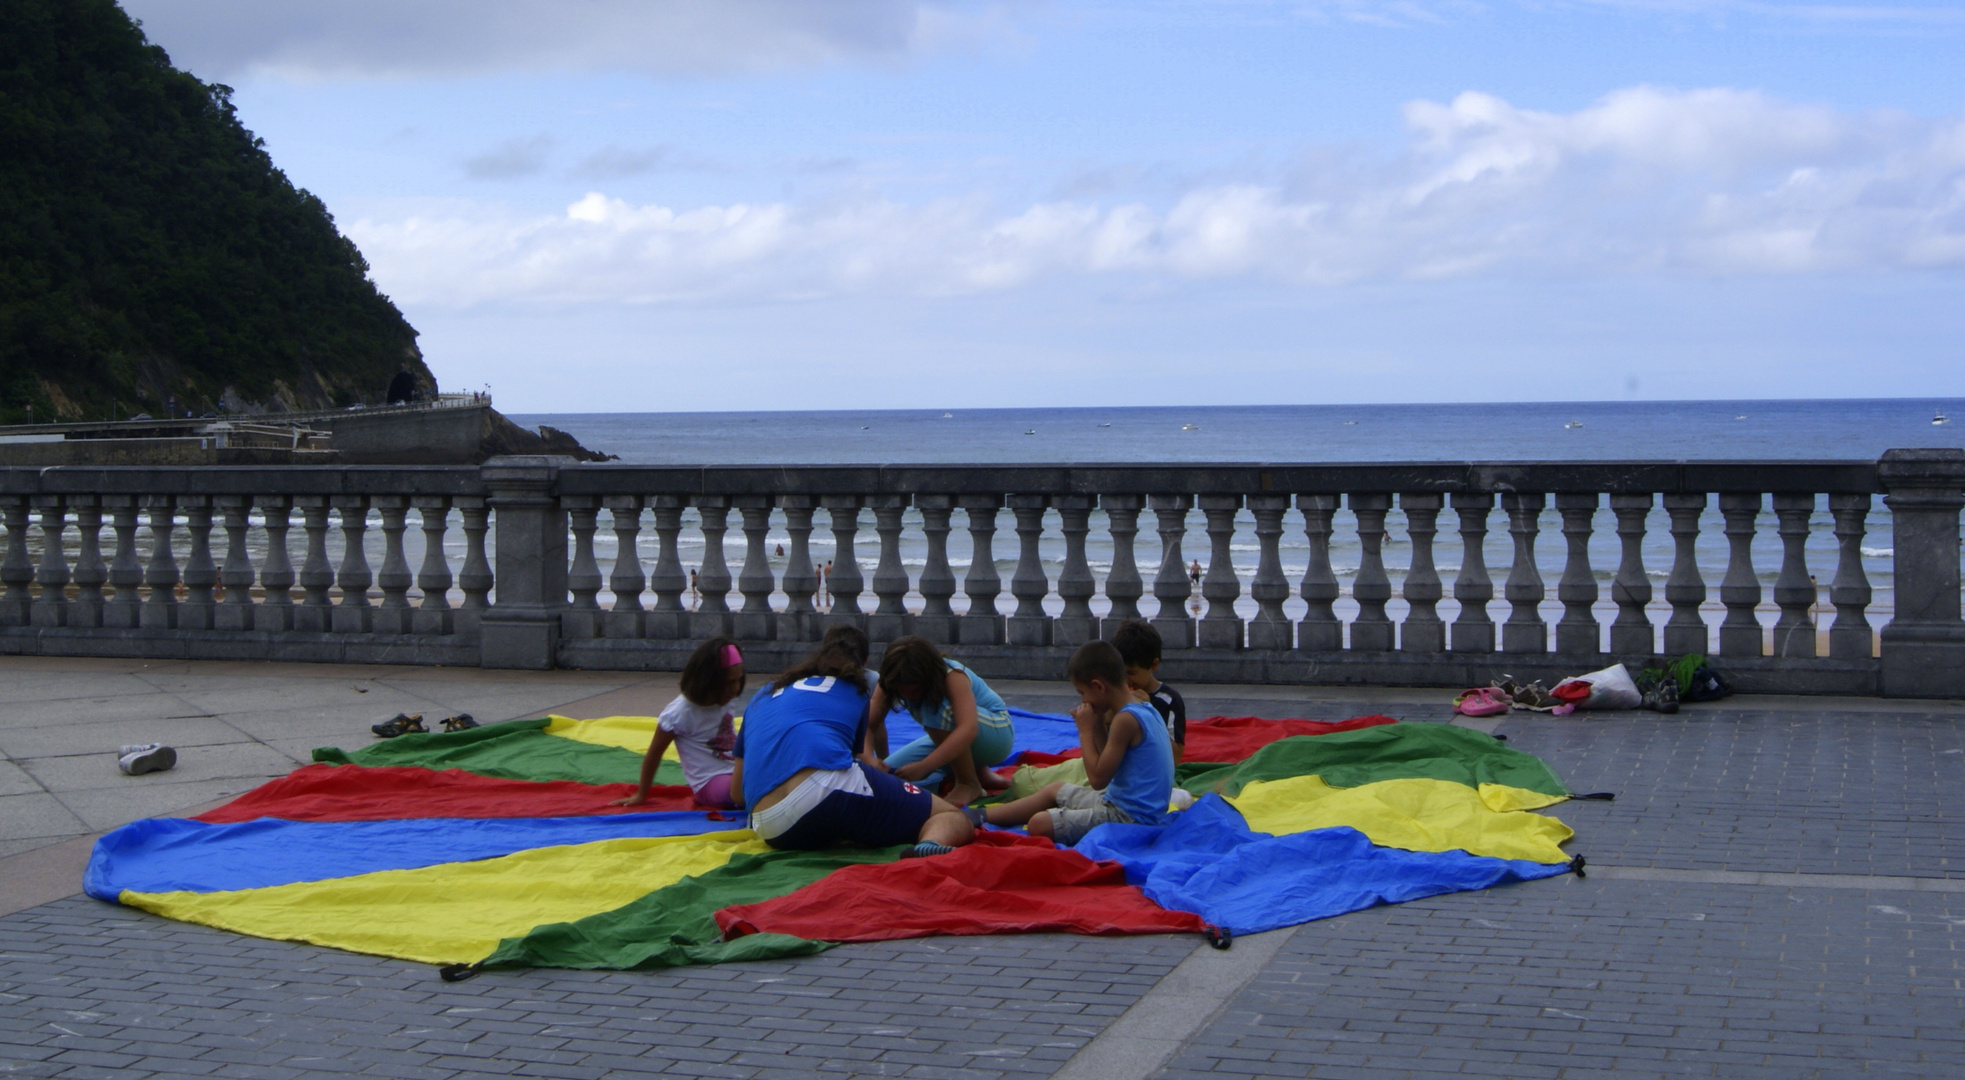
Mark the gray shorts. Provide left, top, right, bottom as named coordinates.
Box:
left=1048, top=783, right=1135, bottom=846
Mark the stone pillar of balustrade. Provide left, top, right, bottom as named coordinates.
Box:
left=140, top=495, right=179, bottom=630
left=293, top=495, right=334, bottom=633
left=1878, top=448, right=1965, bottom=697
left=69, top=496, right=105, bottom=630
left=560, top=495, right=603, bottom=640
left=30, top=495, right=69, bottom=628
left=1717, top=493, right=1764, bottom=658
left=1098, top=494, right=1145, bottom=640
left=1007, top=495, right=1053, bottom=647
left=329, top=495, right=372, bottom=634
left=734, top=494, right=779, bottom=642
left=480, top=457, right=570, bottom=669
left=1661, top=493, right=1708, bottom=656
left=1148, top=494, right=1195, bottom=649
left=1348, top=494, right=1394, bottom=652
left=958, top=495, right=1005, bottom=644
left=1607, top=494, right=1654, bottom=656
left=0, top=496, right=30, bottom=626
left=1399, top=494, right=1444, bottom=653
left=777, top=495, right=820, bottom=642
left=1246, top=494, right=1291, bottom=651
left=1553, top=492, right=1600, bottom=656
left=1196, top=494, right=1244, bottom=650
left=102, top=496, right=142, bottom=630
left=823, top=496, right=867, bottom=632
left=869, top=495, right=912, bottom=643
left=1826, top=493, right=1873, bottom=661
left=692, top=495, right=735, bottom=638
left=1449, top=493, right=1495, bottom=653
left=600, top=496, right=643, bottom=640
left=453, top=496, right=492, bottom=638
left=643, top=495, right=688, bottom=640
left=256, top=496, right=296, bottom=633
left=1296, top=495, right=1341, bottom=652
left=373, top=496, right=414, bottom=636
left=177, top=496, right=217, bottom=631
left=412, top=496, right=454, bottom=636
left=913, top=495, right=958, bottom=645
left=1053, top=495, right=1097, bottom=646
left=1500, top=493, right=1546, bottom=653
left=214, top=495, right=256, bottom=631
left=1771, top=493, right=1817, bottom=658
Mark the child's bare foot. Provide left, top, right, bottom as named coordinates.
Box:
left=979, top=767, right=1014, bottom=793
left=944, top=782, right=983, bottom=807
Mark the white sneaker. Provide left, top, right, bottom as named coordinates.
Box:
left=118, top=744, right=176, bottom=776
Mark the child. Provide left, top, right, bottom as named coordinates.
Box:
left=982, top=640, right=1174, bottom=846
left=866, top=636, right=1016, bottom=808
left=1112, top=619, right=1188, bottom=762
left=613, top=636, right=744, bottom=810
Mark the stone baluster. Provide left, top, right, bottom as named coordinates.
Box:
left=102, top=496, right=142, bottom=629
left=140, top=495, right=179, bottom=629
left=601, top=496, right=643, bottom=639
left=214, top=495, right=256, bottom=631
left=69, top=496, right=106, bottom=629
left=1148, top=494, right=1195, bottom=649
left=411, top=496, right=453, bottom=636
left=480, top=459, right=568, bottom=669
left=1449, top=493, right=1495, bottom=653
left=0, top=496, right=29, bottom=626
left=1500, top=493, right=1546, bottom=653
left=1297, top=495, right=1341, bottom=652
left=1349, top=494, right=1394, bottom=651
left=256, top=496, right=295, bottom=633
left=914, top=495, right=958, bottom=644
left=1608, top=494, right=1654, bottom=655
left=1878, top=449, right=1965, bottom=697
left=1717, top=493, right=1764, bottom=657
left=643, top=496, right=687, bottom=639
left=331, top=495, right=373, bottom=633
left=561, top=496, right=603, bottom=640
left=453, top=496, right=492, bottom=637
left=177, top=496, right=217, bottom=631
left=372, top=496, right=414, bottom=636
left=1827, top=493, right=1873, bottom=660
left=692, top=496, right=734, bottom=636
left=734, top=495, right=779, bottom=642
left=1055, top=495, right=1098, bottom=646
left=1007, top=495, right=1053, bottom=646
left=1099, top=495, right=1145, bottom=638
left=293, top=496, right=334, bottom=632
left=1197, top=495, right=1244, bottom=649
left=1662, top=493, right=1708, bottom=655
left=1399, top=494, right=1445, bottom=653
left=1554, top=493, right=1600, bottom=655
left=823, top=496, right=866, bottom=628
left=1247, top=494, right=1291, bottom=650
left=958, top=495, right=1003, bottom=644
left=1771, top=493, right=1818, bottom=658
left=869, top=495, right=911, bottom=643
left=777, top=496, right=819, bottom=642
left=30, top=496, right=69, bottom=628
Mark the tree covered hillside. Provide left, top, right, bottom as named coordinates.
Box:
left=0, top=0, right=432, bottom=423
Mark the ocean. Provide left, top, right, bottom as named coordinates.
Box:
left=501, top=398, right=1965, bottom=634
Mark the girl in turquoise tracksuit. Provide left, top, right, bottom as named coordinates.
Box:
left=865, top=636, right=1015, bottom=808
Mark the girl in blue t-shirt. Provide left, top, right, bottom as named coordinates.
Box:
left=864, top=637, right=1017, bottom=808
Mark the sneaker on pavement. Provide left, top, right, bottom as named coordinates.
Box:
left=118, top=744, right=176, bottom=776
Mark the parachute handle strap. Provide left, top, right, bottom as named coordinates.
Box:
left=1205, top=925, right=1233, bottom=950
left=1569, top=854, right=1587, bottom=879
left=439, top=962, right=485, bottom=983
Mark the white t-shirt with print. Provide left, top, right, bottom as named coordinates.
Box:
left=658, top=695, right=737, bottom=793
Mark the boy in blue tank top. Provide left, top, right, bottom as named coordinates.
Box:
left=979, top=640, right=1175, bottom=846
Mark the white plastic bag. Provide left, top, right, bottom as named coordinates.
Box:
left=1556, top=663, right=1642, bottom=710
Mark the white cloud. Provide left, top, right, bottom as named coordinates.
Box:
left=120, top=0, right=1009, bottom=79
left=347, top=87, right=1965, bottom=307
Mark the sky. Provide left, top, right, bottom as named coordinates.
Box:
left=119, top=0, right=1965, bottom=413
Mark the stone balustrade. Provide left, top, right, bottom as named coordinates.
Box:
left=3, top=451, right=1962, bottom=696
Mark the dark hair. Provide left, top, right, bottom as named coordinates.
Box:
left=1068, top=640, right=1127, bottom=689
left=679, top=636, right=744, bottom=706
left=878, top=635, right=951, bottom=712
left=820, top=624, right=870, bottom=668
left=772, top=637, right=870, bottom=693
left=1110, top=619, right=1162, bottom=669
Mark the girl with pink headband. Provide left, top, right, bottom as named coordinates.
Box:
left=614, top=636, right=745, bottom=810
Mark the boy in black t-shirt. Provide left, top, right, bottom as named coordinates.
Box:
left=1111, top=620, right=1187, bottom=762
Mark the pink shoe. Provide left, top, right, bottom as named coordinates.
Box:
left=1453, top=687, right=1512, bottom=718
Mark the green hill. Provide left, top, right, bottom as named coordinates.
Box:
left=0, top=0, right=431, bottom=424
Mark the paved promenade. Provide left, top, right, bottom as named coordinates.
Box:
left=3, top=656, right=1963, bottom=1079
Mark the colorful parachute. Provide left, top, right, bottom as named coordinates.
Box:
left=86, top=707, right=1579, bottom=973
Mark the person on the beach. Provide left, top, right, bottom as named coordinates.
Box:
left=612, top=637, right=743, bottom=810
left=864, top=636, right=1015, bottom=807
left=1112, top=619, right=1187, bottom=762
left=731, top=637, right=973, bottom=857
left=1188, top=559, right=1202, bottom=587
left=822, top=561, right=833, bottom=605
left=981, top=640, right=1175, bottom=845
left=689, top=568, right=699, bottom=608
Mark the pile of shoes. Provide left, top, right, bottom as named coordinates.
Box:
left=371, top=713, right=480, bottom=738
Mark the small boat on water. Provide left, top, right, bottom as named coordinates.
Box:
left=1735, top=414, right=1748, bottom=420
left=942, top=412, right=954, bottom=419
left=1934, top=412, right=1950, bottom=426
left=1097, top=422, right=1111, bottom=428
left=1023, top=429, right=1036, bottom=435
left=1343, top=420, right=1358, bottom=426
left=1181, top=423, right=1199, bottom=431
left=1564, top=420, right=1584, bottom=429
